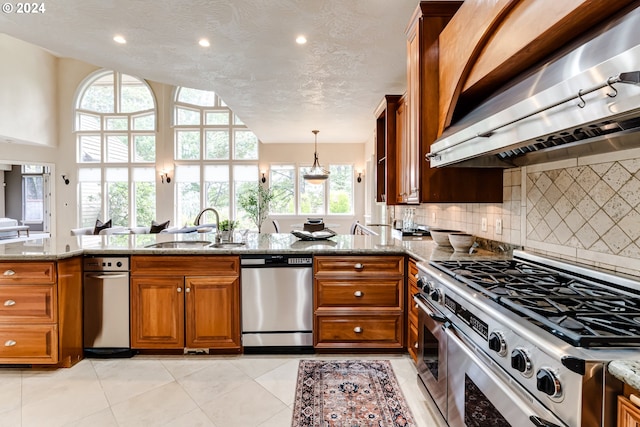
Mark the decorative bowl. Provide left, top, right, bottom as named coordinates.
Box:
left=429, top=229, right=460, bottom=246
left=448, top=233, right=475, bottom=252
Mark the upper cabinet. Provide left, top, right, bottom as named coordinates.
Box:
left=375, top=95, right=402, bottom=203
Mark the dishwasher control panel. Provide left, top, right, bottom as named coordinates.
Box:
left=84, top=256, right=130, bottom=272
left=241, top=254, right=313, bottom=267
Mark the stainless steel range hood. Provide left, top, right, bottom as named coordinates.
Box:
left=429, top=6, right=640, bottom=168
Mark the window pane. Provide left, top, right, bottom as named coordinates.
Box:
left=204, top=165, right=230, bottom=221
left=78, top=135, right=101, bottom=163
left=106, top=168, right=129, bottom=226
left=176, top=165, right=201, bottom=226
left=133, top=168, right=156, bottom=227
left=133, top=135, right=156, bottom=162
left=79, top=168, right=102, bottom=227
left=105, top=117, right=128, bottom=130
left=77, top=113, right=100, bottom=131
left=177, top=88, right=215, bottom=106
left=233, top=115, right=244, bottom=125
left=176, top=130, right=200, bottom=160
left=23, top=176, right=43, bottom=222
left=234, top=165, right=258, bottom=228
left=106, top=135, right=129, bottom=162
left=299, top=167, right=325, bottom=214
left=270, top=165, right=295, bottom=214
left=80, top=73, right=114, bottom=113
left=132, top=113, right=155, bottom=130
left=205, top=111, right=230, bottom=125
left=205, top=130, right=229, bottom=159
left=329, top=165, right=354, bottom=214
left=120, top=74, right=154, bottom=113
left=175, top=107, right=200, bottom=125
left=233, top=130, right=258, bottom=160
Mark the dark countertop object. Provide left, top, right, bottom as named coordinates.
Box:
left=0, top=232, right=509, bottom=263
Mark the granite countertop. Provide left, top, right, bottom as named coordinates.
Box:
left=0, top=232, right=508, bottom=263
left=609, top=360, right=640, bottom=390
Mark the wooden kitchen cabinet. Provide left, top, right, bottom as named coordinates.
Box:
left=407, top=258, right=420, bottom=362
left=618, top=395, right=640, bottom=427
left=314, top=255, right=405, bottom=350
left=130, top=256, right=240, bottom=351
left=0, top=257, right=83, bottom=367
left=375, top=95, right=402, bottom=203
left=394, top=1, right=503, bottom=204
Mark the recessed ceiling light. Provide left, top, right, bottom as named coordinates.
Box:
left=198, top=38, right=210, bottom=47
left=113, top=35, right=127, bottom=44
left=296, top=35, right=307, bottom=45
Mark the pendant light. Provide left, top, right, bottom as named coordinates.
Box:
left=303, top=130, right=330, bottom=184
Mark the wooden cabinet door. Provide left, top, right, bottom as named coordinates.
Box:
left=185, top=276, right=240, bottom=349
left=130, top=276, right=184, bottom=349
left=618, top=396, right=640, bottom=427
left=405, top=25, right=420, bottom=204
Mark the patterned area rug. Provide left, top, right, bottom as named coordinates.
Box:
left=291, top=360, right=416, bottom=427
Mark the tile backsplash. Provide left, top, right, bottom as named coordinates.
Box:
left=394, top=148, right=640, bottom=277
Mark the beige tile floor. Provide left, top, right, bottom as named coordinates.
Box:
left=0, top=353, right=446, bottom=427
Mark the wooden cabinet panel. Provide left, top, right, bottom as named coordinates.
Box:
left=185, top=276, right=240, bottom=349
left=314, top=256, right=404, bottom=276
left=0, top=324, right=58, bottom=364
left=56, top=256, right=83, bottom=368
left=407, top=258, right=419, bottom=363
left=408, top=320, right=419, bottom=362
left=0, top=262, right=55, bottom=284
left=315, top=279, right=402, bottom=310
left=130, top=276, right=185, bottom=348
left=618, top=395, right=640, bottom=427
left=315, top=315, right=403, bottom=349
left=375, top=95, right=402, bottom=204
left=131, top=256, right=239, bottom=276
left=0, top=285, right=56, bottom=323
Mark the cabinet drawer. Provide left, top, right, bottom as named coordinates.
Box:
left=407, top=284, right=419, bottom=326
left=315, top=315, right=403, bottom=348
left=131, top=256, right=239, bottom=276
left=407, top=320, right=418, bottom=363
left=315, top=279, right=402, bottom=310
left=314, top=256, right=404, bottom=276
left=0, top=285, right=56, bottom=323
left=0, top=262, right=56, bottom=284
left=0, top=325, right=58, bottom=364
left=408, top=259, right=418, bottom=287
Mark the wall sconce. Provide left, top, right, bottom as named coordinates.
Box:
left=160, top=172, right=171, bottom=184
left=357, top=171, right=363, bottom=183
left=61, top=175, right=70, bottom=185
left=261, top=172, right=267, bottom=183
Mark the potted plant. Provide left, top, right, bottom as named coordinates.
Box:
left=218, top=219, right=238, bottom=242
left=238, top=184, right=275, bottom=233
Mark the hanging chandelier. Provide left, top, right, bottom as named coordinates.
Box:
left=303, top=129, right=330, bottom=184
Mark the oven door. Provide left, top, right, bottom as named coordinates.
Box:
left=445, top=325, right=566, bottom=427
left=415, top=294, right=448, bottom=420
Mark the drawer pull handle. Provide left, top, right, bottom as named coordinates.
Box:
left=4, top=340, right=16, bottom=347
left=414, top=273, right=419, bottom=279
left=3, top=270, right=16, bottom=276
left=354, top=263, right=364, bottom=271
left=415, top=303, right=419, bottom=309
left=354, top=291, right=363, bottom=297
left=354, top=327, right=363, bottom=333
left=414, top=342, right=418, bottom=349
left=4, top=300, right=16, bottom=307
left=177, top=287, right=182, bottom=293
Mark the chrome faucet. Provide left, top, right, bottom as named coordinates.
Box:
left=194, top=207, right=221, bottom=243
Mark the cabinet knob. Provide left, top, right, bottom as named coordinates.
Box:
left=414, top=303, right=419, bottom=309
left=3, top=299, right=16, bottom=307
left=353, top=327, right=363, bottom=333
left=177, top=287, right=182, bottom=293
left=354, top=291, right=363, bottom=297
left=3, top=270, right=15, bottom=276
left=185, top=287, right=191, bottom=293
left=414, top=342, right=418, bottom=349
left=354, top=263, right=364, bottom=271
left=4, top=340, right=16, bottom=347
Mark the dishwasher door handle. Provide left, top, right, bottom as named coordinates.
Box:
left=85, top=273, right=129, bottom=280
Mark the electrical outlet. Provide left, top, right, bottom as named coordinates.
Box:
left=431, top=212, right=436, bottom=223
left=481, top=217, right=487, bottom=232
left=496, top=218, right=503, bottom=235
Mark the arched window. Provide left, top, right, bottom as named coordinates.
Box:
left=74, top=70, right=157, bottom=228
left=173, top=87, right=259, bottom=228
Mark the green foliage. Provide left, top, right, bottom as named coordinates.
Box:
left=237, top=184, right=275, bottom=232
left=219, top=219, right=238, bottom=231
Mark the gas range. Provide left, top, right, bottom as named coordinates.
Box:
left=415, top=250, right=640, bottom=427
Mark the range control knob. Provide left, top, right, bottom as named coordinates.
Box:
left=488, top=331, right=507, bottom=357
left=429, top=288, right=443, bottom=304
left=536, top=369, right=562, bottom=398
left=511, top=348, right=533, bottom=376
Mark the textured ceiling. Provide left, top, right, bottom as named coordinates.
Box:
left=0, top=0, right=418, bottom=144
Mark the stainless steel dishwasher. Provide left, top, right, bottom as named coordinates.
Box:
left=241, top=254, right=313, bottom=353
left=83, top=256, right=135, bottom=357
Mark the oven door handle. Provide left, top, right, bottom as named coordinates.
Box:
left=444, top=327, right=564, bottom=427
left=413, top=294, right=448, bottom=324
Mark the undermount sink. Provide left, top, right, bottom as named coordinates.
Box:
left=146, top=240, right=211, bottom=249
left=208, top=242, right=245, bottom=248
